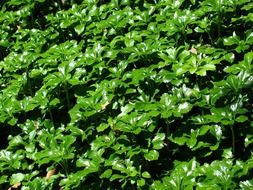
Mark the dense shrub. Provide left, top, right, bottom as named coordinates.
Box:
left=0, top=0, right=253, bottom=189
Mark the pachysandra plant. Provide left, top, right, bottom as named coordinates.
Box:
left=0, top=0, right=253, bottom=189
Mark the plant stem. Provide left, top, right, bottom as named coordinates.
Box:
left=26, top=69, right=33, bottom=96
left=165, top=119, right=172, bottom=153
left=207, top=30, right=214, bottom=45
left=63, top=160, right=69, bottom=176
left=57, top=161, right=69, bottom=177
left=230, top=125, right=235, bottom=157
left=64, top=83, right=70, bottom=110
left=48, top=108, right=54, bottom=123
left=217, top=0, right=222, bottom=40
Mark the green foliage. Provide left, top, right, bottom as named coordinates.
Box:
left=0, top=0, right=253, bottom=189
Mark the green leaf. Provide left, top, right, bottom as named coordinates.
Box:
left=236, top=115, right=248, bottom=123
left=240, top=179, right=253, bottom=190
left=224, top=32, right=240, bottom=46
left=112, top=161, right=126, bottom=172
left=8, top=135, right=24, bottom=149
left=74, top=24, right=85, bottom=35
left=110, top=174, right=125, bottom=181
left=137, top=178, right=145, bottom=187
left=124, top=38, right=135, bottom=47
left=119, top=104, right=135, bottom=116
left=49, top=98, right=60, bottom=106
left=76, top=159, right=92, bottom=167
left=177, top=102, right=192, bottom=114
left=144, top=150, right=159, bottom=161
left=0, top=175, right=8, bottom=184
left=97, top=123, right=109, bottom=132
left=190, top=0, right=196, bottom=5
left=152, top=133, right=165, bottom=150
left=100, top=169, right=112, bottom=179
left=10, top=173, right=25, bottom=185
left=222, top=148, right=233, bottom=159
left=142, top=171, right=151, bottom=178
left=8, top=118, right=18, bottom=126
left=76, top=158, right=99, bottom=174
left=196, top=63, right=216, bottom=76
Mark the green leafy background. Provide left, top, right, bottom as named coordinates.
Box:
left=0, top=0, right=253, bottom=189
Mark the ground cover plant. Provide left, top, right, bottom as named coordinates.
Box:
left=0, top=0, right=253, bottom=189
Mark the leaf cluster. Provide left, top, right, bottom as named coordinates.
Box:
left=0, top=0, right=253, bottom=189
